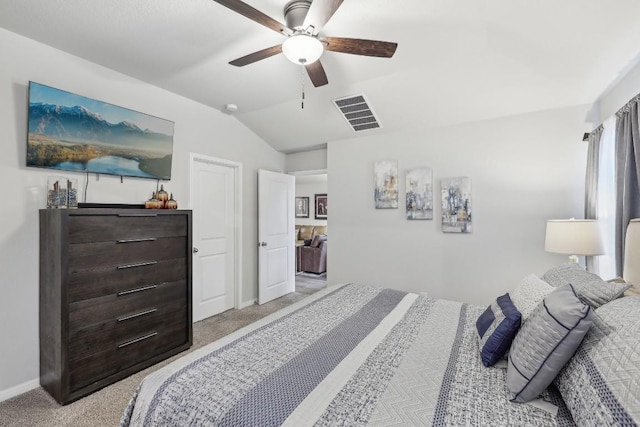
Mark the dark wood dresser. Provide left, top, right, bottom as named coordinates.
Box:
left=39, top=208, right=193, bottom=404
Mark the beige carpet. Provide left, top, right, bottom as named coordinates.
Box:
left=0, top=277, right=326, bottom=427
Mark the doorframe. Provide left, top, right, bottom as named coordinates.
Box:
left=188, top=152, right=243, bottom=310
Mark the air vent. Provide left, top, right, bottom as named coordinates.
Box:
left=332, top=94, right=381, bottom=132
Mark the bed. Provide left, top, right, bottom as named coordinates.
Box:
left=120, top=222, right=640, bottom=427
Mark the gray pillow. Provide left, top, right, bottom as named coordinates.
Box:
left=542, top=263, right=630, bottom=308
left=507, top=284, right=594, bottom=403
left=554, top=296, right=640, bottom=425
left=510, top=274, right=554, bottom=321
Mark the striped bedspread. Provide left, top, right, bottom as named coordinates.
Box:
left=120, top=283, right=574, bottom=426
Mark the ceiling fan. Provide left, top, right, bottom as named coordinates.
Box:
left=212, top=0, right=398, bottom=87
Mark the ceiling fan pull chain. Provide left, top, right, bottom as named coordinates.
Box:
left=300, top=64, right=305, bottom=109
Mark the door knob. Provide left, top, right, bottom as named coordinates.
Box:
left=259, top=242, right=267, bottom=247
left=193, top=247, right=199, bottom=253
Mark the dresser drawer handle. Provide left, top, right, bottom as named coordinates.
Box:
left=117, top=261, right=158, bottom=270
left=118, top=332, right=158, bottom=348
left=117, top=308, right=158, bottom=322
left=117, top=213, right=158, bottom=217
left=117, top=284, right=158, bottom=296
left=117, top=238, right=157, bottom=243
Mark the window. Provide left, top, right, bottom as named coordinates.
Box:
left=595, top=116, right=617, bottom=279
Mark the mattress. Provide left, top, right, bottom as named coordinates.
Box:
left=120, top=283, right=573, bottom=426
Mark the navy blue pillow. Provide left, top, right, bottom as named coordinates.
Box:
left=476, top=293, right=522, bottom=367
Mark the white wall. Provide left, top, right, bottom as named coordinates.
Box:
left=295, top=175, right=328, bottom=227
left=327, top=106, right=590, bottom=305
left=0, top=28, right=285, bottom=399
left=598, top=59, right=640, bottom=122
left=286, top=148, right=327, bottom=172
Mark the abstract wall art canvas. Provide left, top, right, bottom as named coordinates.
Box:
left=441, top=176, right=472, bottom=233
left=374, top=160, right=398, bottom=209
left=406, top=167, right=433, bottom=220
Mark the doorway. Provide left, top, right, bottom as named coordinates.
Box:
left=291, top=170, right=328, bottom=276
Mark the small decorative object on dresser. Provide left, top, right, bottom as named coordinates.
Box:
left=145, top=188, right=178, bottom=209
left=47, top=176, right=78, bottom=208
left=145, top=192, right=161, bottom=209
left=39, top=208, right=193, bottom=404
left=165, top=193, right=178, bottom=209
left=156, top=184, right=169, bottom=207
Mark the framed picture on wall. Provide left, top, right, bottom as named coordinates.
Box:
left=295, top=197, right=309, bottom=218
left=441, top=176, right=472, bottom=233
left=315, top=194, right=328, bottom=219
left=374, top=160, right=398, bottom=209
left=406, top=167, right=433, bottom=220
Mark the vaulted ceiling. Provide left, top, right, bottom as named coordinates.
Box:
left=2, top=0, right=640, bottom=153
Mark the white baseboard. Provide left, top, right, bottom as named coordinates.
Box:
left=239, top=299, right=256, bottom=309
left=0, top=378, right=39, bottom=403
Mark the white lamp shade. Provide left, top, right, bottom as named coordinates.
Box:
left=545, top=219, right=605, bottom=256
left=282, top=34, right=323, bottom=65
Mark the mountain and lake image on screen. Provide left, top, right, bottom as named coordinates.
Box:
left=26, top=82, right=174, bottom=180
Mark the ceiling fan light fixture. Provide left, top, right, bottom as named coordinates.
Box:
left=282, top=34, right=323, bottom=65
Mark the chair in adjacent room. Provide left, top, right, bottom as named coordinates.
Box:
left=300, top=234, right=327, bottom=274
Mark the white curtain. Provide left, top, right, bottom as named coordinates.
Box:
left=585, top=126, right=602, bottom=272
left=596, top=115, right=617, bottom=280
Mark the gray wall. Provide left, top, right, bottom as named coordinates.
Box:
left=326, top=106, right=591, bottom=305
left=598, top=58, right=640, bottom=121
left=0, top=28, right=284, bottom=398
left=286, top=148, right=327, bottom=172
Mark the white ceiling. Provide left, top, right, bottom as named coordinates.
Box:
left=2, top=0, right=640, bottom=153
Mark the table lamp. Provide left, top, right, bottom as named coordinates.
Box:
left=545, top=219, right=605, bottom=264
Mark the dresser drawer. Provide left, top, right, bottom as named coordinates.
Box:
left=69, top=315, right=188, bottom=392
left=68, top=236, right=186, bottom=272
left=69, top=280, right=187, bottom=330
left=68, top=301, right=187, bottom=362
left=68, top=258, right=187, bottom=303
left=68, top=214, right=187, bottom=243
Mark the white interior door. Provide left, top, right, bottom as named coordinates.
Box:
left=258, top=169, right=295, bottom=304
left=190, top=154, right=242, bottom=321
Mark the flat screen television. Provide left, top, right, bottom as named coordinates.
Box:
left=26, top=81, right=174, bottom=180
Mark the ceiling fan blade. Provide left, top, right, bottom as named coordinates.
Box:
left=323, top=37, right=398, bottom=58
left=305, top=60, right=329, bottom=87
left=302, top=0, right=344, bottom=33
left=212, top=0, right=292, bottom=35
left=229, top=45, right=283, bottom=67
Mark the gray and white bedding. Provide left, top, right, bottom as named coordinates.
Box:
left=120, top=283, right=574, bottom=426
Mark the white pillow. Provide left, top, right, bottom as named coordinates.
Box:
left=510, top=274, right=554, bottom=320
